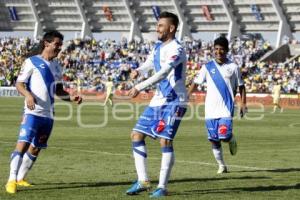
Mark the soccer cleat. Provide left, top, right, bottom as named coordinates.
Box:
left=17, top=180, right=33, bottom=187
left=149, top=188, right=168, bottom=198
left=5, top=180, right=17, bottom=194
left=217, top=165, right=228, bottom=174
left=229, top=135, right=237, bottom=155
left=126, top=180, right=151, bottom=195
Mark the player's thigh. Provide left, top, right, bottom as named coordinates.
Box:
left=218, top=118, right=233, bottom=141
left=205, top=119, right=219, bottom=141
left=132, top=106, right=157, bottom=138
left=153, top=105, right=187, bottom=140
left=18, top=114, right=39, bottom=144
left=32, top=117, right=54, bottom=149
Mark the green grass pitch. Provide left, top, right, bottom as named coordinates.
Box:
left=0, top=97, right=299, bottom=199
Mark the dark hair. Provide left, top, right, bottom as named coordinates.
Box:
left=43, top=30, right=64, bottom=43
left=26, top=30, right=64, bottom=58
left=159, top=11, right=179, bottom=31
left=214, top=36, right=229, bottom=51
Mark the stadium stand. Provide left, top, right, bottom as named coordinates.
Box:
left=0, top=0, right=299, bottom=95
left=0, top=0, right=299, bottom=47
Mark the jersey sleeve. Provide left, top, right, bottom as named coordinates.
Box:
left=135, top=44, right=185, bottom=92
left=136, top=49, right=154, bottom=75
left=165, top=45, right=186, bottom=68
left=193, top=65, right=206, bottom=85
left=17, top=59, right=34, bottom=83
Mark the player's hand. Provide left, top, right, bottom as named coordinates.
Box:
left=25, top=94, right=35, bottom=110
left=128, top=88, right=139, bottom=98
left=240, top=105, right=248, bottom=118
left=130, top=70, right=139, bottom=80
left=71, top=95, right=83, bottom=104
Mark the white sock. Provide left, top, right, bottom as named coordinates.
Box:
left=8, top=151, right=24, bottom=182
left=158, top=146, right=174, bottom=189
left=132, top=141, right=148, bottom=182
left=212, top=145, right=226, bottom=167
left=17, top=152, right=37, bottom=181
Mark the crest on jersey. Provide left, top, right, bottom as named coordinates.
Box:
left=39, top=63, right=45, bottom=68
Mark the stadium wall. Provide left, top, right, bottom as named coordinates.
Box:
left=1, top=87, right=299, bottom=109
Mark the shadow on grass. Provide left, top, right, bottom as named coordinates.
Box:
left=18, top=176, right=270, bottom=192
left=169, top=176, right=270, bottom=184
left=17, top=181, right=133, bottom=192
left=172, top=183, right=300, bottom=196
left=235, top=167, right=300, bottom=173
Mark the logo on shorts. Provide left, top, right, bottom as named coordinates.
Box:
left=156, top=120, right=166, bottom=133
left=19, top=128, right=26, bottom=137
left=218, top=125, right=228, bottom=135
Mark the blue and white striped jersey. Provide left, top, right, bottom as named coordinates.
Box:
left=17, top=55, right=62, bottom=119
left=194, top=59, right=244, bottom=119
left=136, top=39, right=187, bottom=107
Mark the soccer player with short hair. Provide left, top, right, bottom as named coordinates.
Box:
left=188, top=36, right=247, bottom=174
left=126, top=12, right=187, bottom=198
left=5, top=30, right=82, bottom=194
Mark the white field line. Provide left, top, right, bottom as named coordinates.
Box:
left=50, top=146, right=270, bottom=171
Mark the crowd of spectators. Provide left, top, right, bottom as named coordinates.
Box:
left=0, top=36, right=299, bottom=94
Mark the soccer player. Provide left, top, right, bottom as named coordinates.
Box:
left=188, top=37, right=247, bottom=174
left=103, top=77, right=114, bottom=106
left=126, top=12, right=187, bottom=198
left=5, top=30, right=82, bottom=194
left=271, top=80, right=283, bottom=113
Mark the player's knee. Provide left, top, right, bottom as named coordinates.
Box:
left=131, top=131, right=144, bottom=141
left=28, top=145, right=41, bottom=156
left=15, top=141, right=30, bottom=154
left=159, top=138, right=172, bottom=147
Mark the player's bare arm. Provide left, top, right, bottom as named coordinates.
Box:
left=55, top=82, right=82, bottom=104
left=16, top=82, right=36, bottom=110
left=130, top=70, right=139, bottom=80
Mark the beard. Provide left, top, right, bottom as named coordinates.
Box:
left=158, top=32, right=168, bottom=42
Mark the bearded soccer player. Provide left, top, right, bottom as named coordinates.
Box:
left=5, top=30, right=82, bottom=194
left=126, top=12, right=187, bottom=198
left=188, top=36, right=247, bottom=174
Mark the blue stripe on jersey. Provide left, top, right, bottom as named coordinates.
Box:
left=30, top=56, right=55, bottom=105
left=154, top=42, right=161, bottom=72
left=25, top=76, right=32, bottom=93
left=174, top=63, right=183, bottom=81
left=206, top=61, right=234, bottom=117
